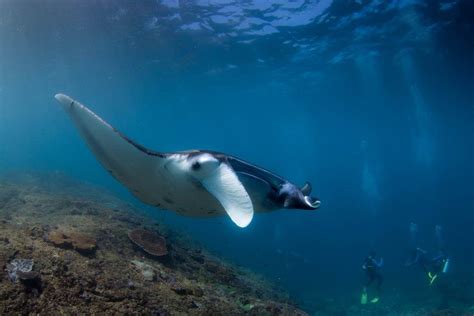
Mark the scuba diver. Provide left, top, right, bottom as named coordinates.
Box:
left=429, top=225, right=450, bottom=283
left=405, top=247, right=433, bottom=280
left=361, top=251, right=383, bottom=304
left=405, top=223, right=450, bottom=285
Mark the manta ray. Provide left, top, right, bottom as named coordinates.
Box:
left=55, top=94, right=320, bottom=227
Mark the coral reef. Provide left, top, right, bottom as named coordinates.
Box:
left=0, top=173, right=306, bottom=315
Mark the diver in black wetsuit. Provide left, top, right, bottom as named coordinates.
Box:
left=405, top=223, right=450, bottom=285
left=430, top=248, right=448, bottom=275
left=429, top=226, right=450, bottom=283
left=361, top=251, right=383, bottom=304
left=406, top=247, right=430, bottom=273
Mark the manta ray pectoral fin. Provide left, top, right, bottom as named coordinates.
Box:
left=200, top=163, right=254, bottom=228
left=54, top=93, right=165, bottom=205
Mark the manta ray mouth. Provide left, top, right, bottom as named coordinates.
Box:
left=304, top=196, right=321, bottom=209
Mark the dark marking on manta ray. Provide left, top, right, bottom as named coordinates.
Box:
left=69, top=95, right=164, bottom=159
left=111, top=127, right=168, bottom=158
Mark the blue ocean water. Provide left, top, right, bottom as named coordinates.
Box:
left=0, top=0, right=473, bottom=312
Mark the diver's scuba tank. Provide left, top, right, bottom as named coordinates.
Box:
left=442, top=258, right=450, bottom=273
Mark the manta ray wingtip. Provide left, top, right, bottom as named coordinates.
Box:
left=54, top=93, right=73, bottom=106
left=234, top=214, right=253, bottom=228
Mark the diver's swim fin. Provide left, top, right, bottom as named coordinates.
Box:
left=360, top=291, right=368, bottom=305
left=428, top=272, right=438, bottom=285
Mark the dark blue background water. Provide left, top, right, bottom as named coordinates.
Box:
left=0, top=0, right=473, bottom=311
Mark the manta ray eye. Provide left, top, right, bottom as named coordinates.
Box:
left=192, top=161, right=201, bottom=170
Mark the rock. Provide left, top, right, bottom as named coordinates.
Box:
left=68, top=232, right=97, bottom=253
left=128, top=229, right=168, bottom=257
left=111, top=213, right=141, bottom=226
left=131, top=260, right=156, bottom=281
left=241, top=303, right=255, bottom=312
left=190, top=253, right=205, bottom=264
left=171, top=286, right=194, bottom=296
left=6, top=258, right=34, bottom=282
left=47, top=230, right=68, bottom=247
left=142, top=269, right=155, bottom=281
left=205, top=261, right=236, bottom=283
left=169, top=282, right=203, bottom=297
left=204, top=261, right=219, bottom=273
left=17, top=270, right=42, bottom=291
left=193, top=287, right=204, bottom=297
left=29, top=225, right=45, bottom=239
left=47, top=230, right=97, bottom=254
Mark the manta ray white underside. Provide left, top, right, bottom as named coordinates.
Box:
left=55, top=94, right=319, bottom=227
left=55, top=94, right=265, bottom=227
